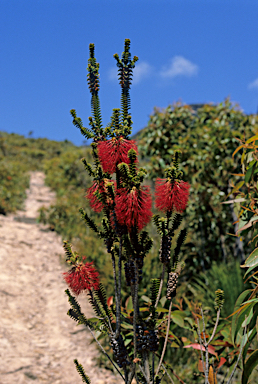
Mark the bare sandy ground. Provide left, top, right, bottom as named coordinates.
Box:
left=0, top=172, right=121, bottom=384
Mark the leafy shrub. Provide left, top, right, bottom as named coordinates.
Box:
left=0, top=159, right=29, bottom=214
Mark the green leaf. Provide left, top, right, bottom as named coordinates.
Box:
left=245, top=163, right=256, bottom=184
left=244, top=265, right=256, bottom=279
left=156, top=307, right=169, bottom=313
left=242, top=349, right=258, bottom=384
left=121, top=323, right=134, bottom=329
left=125, top=296, right=133, bottom=311
left=231, top=180, right=245, bottom=194
left=124, top=337, right=133, bottom=346
left=141, top=295, right=151, bottom=303
left=232, top=302, right=256, bottom=344
left=231, top=290, right=252, bottom=344
left=242, top=322, right=258, bottom=362
left=246, top=134, right=258, bottom=144
left=242, top=247, right=258, bottom=268
left=171, top=310, right=186, bottom=328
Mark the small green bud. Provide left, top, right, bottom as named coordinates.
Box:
left=214, top=289, right=224, bottom=310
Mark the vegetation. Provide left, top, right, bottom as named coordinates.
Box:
left=0, top=131, right=74, bottom=214
left=1, top=41, right=258, bottom=384
left=138, top=101, right=258, bottom=272
left=59, top=39, right=257, bottom=384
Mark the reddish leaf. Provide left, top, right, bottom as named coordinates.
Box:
left=184, top=343, right=218, bottom=358
left=217, top=357, right=226, bottom=369
left=198, top=359, right=204, bottom=372
left=107, top=296, right=113, bottom=307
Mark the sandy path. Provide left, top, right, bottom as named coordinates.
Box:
left=0, top=172, right=120, bottom=384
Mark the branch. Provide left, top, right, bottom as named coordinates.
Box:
left=161, top=363, right=176, bottom=384
left=87, top=324, right=125, bottom=381
left=196, top=317, right=206, bottom=379
left=207, top=308, right=220, bottom=345
left=155, top=264, right=165, bottom=308
left=226, top=322, right=247, bottom=384
left=200, top=307, right=209, bottom=384
left=117, top=236, right=122, bottom=335
left=155, top=299, right=173, bottom=376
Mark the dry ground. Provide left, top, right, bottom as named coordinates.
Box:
left=0, top=172, right=122, bottom=384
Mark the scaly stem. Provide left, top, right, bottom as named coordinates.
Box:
left=111, top=251, right=118, bottom=323
left=155, top=299, right=173, bottom=376
left=133, top=260, right=139, bottom=360
left=115, top=237, right=122, bottom=338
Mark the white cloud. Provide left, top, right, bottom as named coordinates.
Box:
left=133, top=62, right=152, bottom=84
left=108, top=61, right=152, bottom=85
left=160, top=56, right=198, bottom=78
left=108, top=67, right=118, bottom=81
left=248, top=78, right=258, bottom=90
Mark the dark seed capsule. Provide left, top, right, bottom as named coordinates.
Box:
left=166, top=272, right=178, bottom=300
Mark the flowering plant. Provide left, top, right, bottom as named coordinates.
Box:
left=62, top=40, right=234, bottom=384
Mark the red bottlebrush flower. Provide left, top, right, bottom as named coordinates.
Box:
left=115, top=186, right=152, bottom=231
left=98, top=137, right=138, bottom=174
left=155, top=179, right=190, bottom=213
left=86, top=179, right=115, bottom=212
left=63, top=261, right=99, bottom=295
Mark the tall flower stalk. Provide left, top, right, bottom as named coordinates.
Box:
left=61, top=39, right=231, bottom=384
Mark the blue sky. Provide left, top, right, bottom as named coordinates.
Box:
left=1, top=0, right=258, bottom=146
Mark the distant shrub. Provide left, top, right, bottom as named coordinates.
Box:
left=0, top=159, right=29, bottom=214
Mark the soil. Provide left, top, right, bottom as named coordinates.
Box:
left=0, top=172, right=122, bottom=384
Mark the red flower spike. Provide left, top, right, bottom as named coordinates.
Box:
left=155, top=179, right=190, bottom=213
left=115, top=186, right=152, bottom=231
left=86, top=179, right=115, bottom=212
left=98, top=137, right=138, bottom=174
left=63, top=261, right=99, bottom=295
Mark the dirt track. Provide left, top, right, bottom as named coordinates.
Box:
left=0, top=172, right=121, bottom=384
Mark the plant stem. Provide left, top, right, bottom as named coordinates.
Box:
left=143, top=351, right=150, bottom=383
left=226, top=323, right=247, bottom=384
left=161, top=363, right=175, bottom=384
left=155, top=299, right=173, bottom=377
left=200, top=307, right=209, bottom=384
left=115, top=237, right=122, bottom=338
left=87, top=325, right=125, bottom=381
left=111, top=250, right=119, bottom=326
left=196, top=317, right=205, bottom=377
left=132, top=260, right=139, bottom=360
left=152, top=352, right=155, bottom=384
left=207, top=308, right=220, bottom=345
left=155, top=264, right=165, bottom=308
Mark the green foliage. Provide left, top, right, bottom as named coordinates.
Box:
left=0, top=131, right=74, bottom=214
left=74, top=359, right=91, bottom=383
left=138, top=100, right=258, bottom=271
left=65, top=289, right=91, bottom=327
left=0, top=158, right=29, bottom=214
left=189, top=261, right=247, bottom=318
left=225, top=132, right=258, bottom=384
